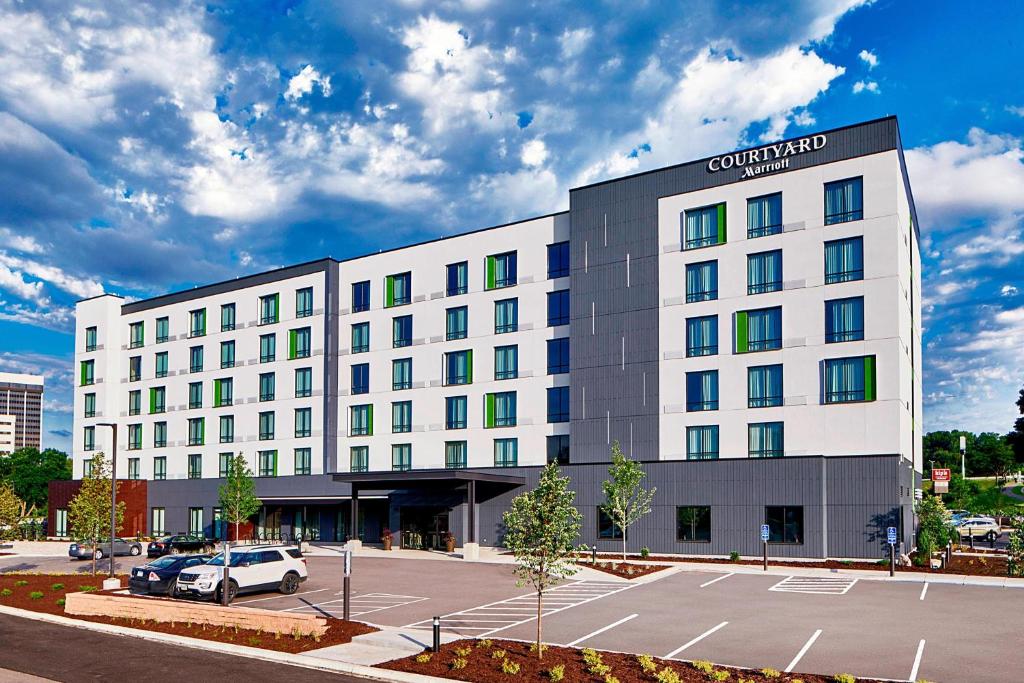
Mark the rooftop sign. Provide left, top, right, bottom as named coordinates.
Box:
left=707, top=134, right=827, bottom=178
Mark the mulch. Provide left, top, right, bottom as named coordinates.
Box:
left=382, top=638, right=883, bottom=683
left=584, top=561, right=668, bottom=579
left=0, top=573, right=376, bottom=653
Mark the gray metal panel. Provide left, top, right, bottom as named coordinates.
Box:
left=324, top=260, right=340, bottom=473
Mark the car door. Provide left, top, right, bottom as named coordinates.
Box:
left=236, top=551, right=261, bottom=589
left=258, top=550, right=284, bottom=588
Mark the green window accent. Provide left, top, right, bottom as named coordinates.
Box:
left=367, top=404, right=374, bottom=436
left=485, top=255, right=496, bottom=290
left=288, top=329, right=297, bottom=359
left=485, top=393, right=496, bottom=428
left=466, top=349, right=474, bottom=384
left=864, top=355, right=877, bottom=401
left=79, top=361, right=89, bottom=386
left=385, top=275, right=395, bottom=308
left=716, top=203, right=727, bottom=244
left=735, top=311, right=749, bottom=353
left=149, top=388, right=157, bottom=414
left=273, top=293, right=280, bottom=321
left=214, top=379, right=222, bottom=407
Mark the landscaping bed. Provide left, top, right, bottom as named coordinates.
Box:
left=382, top=637, right=883, bottom=683
left=586, top=561, right=668, bottom=579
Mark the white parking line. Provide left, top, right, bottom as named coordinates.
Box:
left=234, top=588, right=329, bottom=605
left=699, top=573, right=733, bottom=588
left=565, top=614, right=638, bottom=647
left=770, top=576, right=858, bottom=595
left=919, top=583, right=929, bottom=601
left=663, top=621, right=728, bottom=659
left=784, top=629, right=822, bottom=673
left=908, top=639, right=925, bottom=682
left=287, top=592, right=428, bottom=617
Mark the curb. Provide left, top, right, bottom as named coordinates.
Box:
left=0, top=604, right=445, bottom=683
left=666, top=561, right=1024, bottom=587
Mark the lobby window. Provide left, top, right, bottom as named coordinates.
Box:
left=151, top=508, right=165, bottom=536
left=258, top=450, right=277, bottom=477
left=824, top=177, right=863, bottom=225
left=189, top=308, right=206, bottom=338
left=446, top=261, right=468, bottom=296
left=385, top=272, right=411, bottom=307
left=747, top=192, right=782, bottom=238
left=83, top=392, right=96, bottom=418
left=294, top=448, right=312, bottom=476
left=686, top=315, right=718, bottom=358
left=153, top=456, right=167, bottom=481
left=350, top=405, right=373, bottom=436
left=350, top=446, right=368, bottom=473
left=446, top=396, right=467, bottom=430
left=190, top=345, right=204, bottom=373
left=259, top=293, right=280, bottom=325
left=547, top=386, right=569, bottom=423
left=547, top=435, right=570, bottom=465
left=686, top=425, right=719, bottom=460
left=392, top=444, right=412, bottom=471
left=824, top=236, right=864, bottom=284
left=547, top=289, right=570, bottom=327
left=547, top=337, right=570, bottom=374
left=150, top=386, right=166, bottom=414
left=219, top=453, right=232, bottom=478
left=677, top=506, right=712, bottom=542
left=259, top=372, right=276, bottom=401
left=351, top=363, right=369, bottom=395
left=735, top=307, right=782, bottom=353
left=260, top=333, right=276, bottom=363
left=495, top=298, right=518, bottom=333
left=220, top=340, right=235, bottom=369
left=258, top=411, right=275, bottom=440
left=683, top=203, right=726, bottom=249
left=188, top=417, right=205, bottom=446
left=295, top=367, right=312, bottom=398
left=153, top=422, right=167, bottom=449
left=289, top=327, right=311, bottom=359
left=80, top=359, right=95, bottom=386
left=128, top=424, right=142, bottom=450
left=221, top=303, right=235, bottom=332
left=494, top=345, right=518, bottom=380
left=155, top=351, right=168, bottom=378
left=392, top=315, right=412, bottom=348
left=352, top=280, right=370, bottom=313
left=296, top=287, right=313, bottom=318
left=597, top=508, right=623, bottom=539
left=188, top=453, right=202, bottom=479
left=219, top=415, right=235, bottom=444
left=444, top=350, right=473, bottom=385
left=130, top=321, right=144, bottom=348
left=747, top=250, right=782, bottom=295
left=765, top=505, right=803, bottom=544
left=189, top=508, right=203, bottom=535
left=445, top=441, right=467, bottom=469
left=392, top=358, right=412, bottom=391
left=55, top=508, right=69, bottom=537
left=128, top=389, right=141, bottom=416
left=85, top=326, right=97, bottom=352
left=686, top=370, right=719, bottom=412
left=351, top=322, right=369, bottom=353
left=446, top=306, right=467, bottom=340
left=825, top=297, right=865, bottom=343
left=295, top=407, right=312, bottom=438
left=485, top=391, right=516, bottom=428
left=494, top=438, right=518, bottom=467
left=749, top=422, right=784, bottom=458
left=486, top=251, right=517, bottom=289
left=685, top=260, right=718, bottom=302
left=156, top=316, right=170, bottom=343
left=188, top=382, right=202, bottom=409
left=824, top=355, right=876, bottom=404
left=391, top=401, right=411, bottom=434
left=547, top=241, right=570, bottom=279
left=748, top=364, right=783, bottom=408
left=129, top=356, right=142, bottom=382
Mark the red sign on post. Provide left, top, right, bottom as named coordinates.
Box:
left=932, top=468, right=951, bottom=482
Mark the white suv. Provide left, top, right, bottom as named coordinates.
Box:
left=174, top=545, right=308, bottom=603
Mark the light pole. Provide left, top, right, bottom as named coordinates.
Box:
left=959, top=435, right=967, bottom=480
left=97, top=422, right=118, bottom=579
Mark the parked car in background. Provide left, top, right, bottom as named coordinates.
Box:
left=69, top=538, right=143, bottom=560
left=174, top=545, right=307, bottom=604
left=147, top=534, right=213, bottom=557
left=129, top=554, right=212, bottom=595
left=955, top=516, right=1001, bottom=541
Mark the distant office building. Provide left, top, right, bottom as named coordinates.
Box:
left=0, top=372, right=44, bottom=452
left=0, top=414, right=16, bottom=453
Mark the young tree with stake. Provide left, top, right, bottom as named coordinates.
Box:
left=600, top=440, right=656, bottom=560
left=217, top=453, right=261, bottom=604
left=67, top=452, right=124, bottom=576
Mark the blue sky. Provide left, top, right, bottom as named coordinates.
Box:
left=1, top=0, right=1022, bottom=452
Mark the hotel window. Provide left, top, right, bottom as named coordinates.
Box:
left=749, top=422, right=784, bottom=458
left=392, top=444, right=412, bottom=471
left=444, top=350, right=472, bottom=385
left=295, top=367, right=312, bottom=398
left=153, top=422, right=167, bottom=448
left=128, top=389, right=141, bottom=416
left=686, top=425, right=719, bottom=460
left=188, top=417, right=205, bottom=446
left=130, top=321, right=144, bottom=348
left=392, top=316, right=412, bottom=348
left=294, top=448, right=312, bottom=476
left=156, top=316, right=169, bottom=343
left=824, top=355, right=876, bottom=404
left=748, top=364, right=783, bottom=408
left=495, top=298, right=518, bottom=334
left=296, top=287, right=313, bottom=318
left=494, top=438, right=518, bottom=467
left=677, top=506, right=712, bottom=542
left=686, top=315, right=718, bottom=358
left=385, top=272, right=411, bottom=307
left=486, top=251, right=517, bottom=289
left=155, top=351, right=168, bottom=378
left=547, top=289, right=570, bottom=327
left=350, top=446, right=369, bottom=472
left=189, top=308, right=206, bottom=337
left=85, top=326, right=97, bottom=352
left=151, top=508, right=166, bottom=536
left=219, top=453, right=232, bottom=478
left=221, top=303, right=235, bottom=332
left=219, top=415, right=234, bottom=444
left=686, top=370, right=719, bottom=412
left=83, top=392, right=96, bottom=418
left=258, top=450, right=277, bottom=477
left=825, top=296, right=865, bottom=343
left=446, top=306, right=467, bottom=340
left=547, top=337, right=570, bottom=374
left=129, top=356, right=142, bottom=382
left=259, top=372, right=276, bottom=401
left=188, top=382, right=202, bottom=409
left=188, top=507, right=203, bottom=535
left=765, top=506, right=803, bottom=544
left=494, top=345, right=518, bottom=380
left=392, top=401, right=411, bottom=433
left=295, top=407, right=312, bottom=438
left=824, top=177, right=863, bottom=225
left=445, top=441, right=468, bottom=469
left=547, top=386, right=569, bottom=423
left=683, top=203, right=726, bottom=249
left=258, top=333, right=275, bottom=363
left=685, top=260, right=717, bottom=302
left=351, top=363, right=369, bottom=395
left=352, top=280, right=370, bottom=313
left=547, top=241, right=570, bottom=279
left=80, top=359, right=95, bottom=387
left=188, top=454, right=202, bottom=479
left=597, top=508, right=623, bottom=539
left=485, top=391, right=516, bottom=428
left=259, top=293, right=280, bottom=325
left=747, top=250, right=782, bottom=295
left=258, top=411, right=275, bottom=440
left=350, top=404, right=372, bottom=436
left=83, top=459, right=94, bottom=477
left=289, top=327, right=311, bottom=359
left=446, top=396, right=467, bottom=430
left=824, top=236, right=864, bottom=284
left=392, top=358, right=412, bottom=390
left=153, top=456, right=167, bottom=481
left=190, top=345, right=204, bottom=372
left=55, top=508, right=68, bottom=537
left=220, top=340, right=235, bottom=368
left=747, top=192, right=783, bottom=238
left=547, top=435, right=570, bottom=465
left=351, top=322, right=369, bottom=353
left=735, top=307, right=782, bottom=353
left=446, top=261, right=468, bottom=296
left=83, top=425, right=95, bottom=451
left=150, top=386, right=166, bottom=414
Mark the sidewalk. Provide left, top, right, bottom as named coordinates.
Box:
left=3, top=541, right=71, bottom=558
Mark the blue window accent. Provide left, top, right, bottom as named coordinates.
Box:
left=351, top=363, right=369, bottom=395
left=686, top=315, right=718, bottom=357
left=824, top=177, right=863, bottom=224
left=748, top=364, right=783, bottom=408
left=824, top=237, right=864, bottom=284
left=749, top=422, right=784, bottom=458
left=547, top=290, right=570, bottom=326
left=493, top=391, right=517, bottom=427
left=686, top=370, right=719, bottom=412
left=446, top=262, right=468, bottom=296
left=747, top=192, right=782, bottom=238
left=547, top=386, right=569, bottom=423
left=547, top=241, right=570, bottom=279
left=825, top=356, right=875, bottom=404
left=352, top=281, right=370, bottom=313
left=683, top=204, right=724, bottom=249
left=547, top=337, right=570, bottom=374
left=685, top=261, right=717, bottom=302
left=392, top=315, right=412, bottom=348
left=825, top=296, right=865, bottom=343
left=686, top=425, right=719, bottom=460
left=747, top=250, right=782, bottom=295
left=747, top=307, right=782, bottom=351
left=351, top=323, right=369, bottom=353
left=390, top=272, right=411, bottom=306
left=445, top=351, right=471, bottom=385
left=495, top=298, right=518, bottom=333
left=445, top=396, right=467, bottom=429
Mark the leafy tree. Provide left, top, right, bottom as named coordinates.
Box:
left=0, top=482, right=25, bottom=541
left=67, top=452, right=124, bottom=576
left=1008, top=518, right=1024, bottom=578
left=923, top=431, right=1015, bottom=478
left=915, top=494, right=955, bottom=566
left=1007, top=387, right=1024, bottom=467
left=945, top=475, right=980, bottom=511
left=217, top=453, right=261, bottom=543
left=503, top=463, right=585, bottom=659
left=0, top=447, right=71, bottom=514
left=600, top=441, right=656, bottom=560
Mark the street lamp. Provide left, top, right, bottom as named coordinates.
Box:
left=97, top=422, right=118, bottom=579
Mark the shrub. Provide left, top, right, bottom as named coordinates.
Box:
left=450, top=657, right=468, bottom=670
left=530, top=642, right=548, bottom=654
left=547, top=664, right=565, bottom=681
left=415, top=653, right=432, bottom=664
left=692, top=660, right=714, bottom=674
left=589, top=663, right=611, bottom=676
left=582, top=648, right=602, bottom=665
left=454, top=646, right=473, bottom=657
left=637, top=654, right=658, bottom=673
left=14, top=580, right=28, bottom=587
left=501, top=660, right=520, bottom=675
left=0, top=589, right=12, bottom=597
left=640, top=546, right=650, bottom=559
left=761, top=668, right=781, bottom=678
left=477, top=639, right=494, bottom=648
left=1007, top=521, right=1024, bottom=577
left=79, top=585, right=98, bottom=592
left=655, top=667, right=682, bottom=683
left=29, top=591, right=44, bottom=600
left=605, top=676, right=621, bottom=683
left=51, top=583, right=64, bottom=591
left=491, top=649, right=507, bottom=660
left=729, top=551, right=740, bottom=562
left=247, top=636, right=261, bottom=646
left=56, top=599, right=65, bottom=607
left=833, top=675, right=857, bottom=683
left=709, top=670, right=730, bottom=681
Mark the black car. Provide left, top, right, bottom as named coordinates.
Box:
left=147, top=534, right=213, bottom=558
left=129, top=554, right=212, bottom=595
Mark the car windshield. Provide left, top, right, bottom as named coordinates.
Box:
left=147, top=556, right=182, bottom=569
left=207, top=552, right=250, bottom=567
left=156, top=536, right=175, bottom=543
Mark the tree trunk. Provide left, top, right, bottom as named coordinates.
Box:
left=536, top=589, right=544, bottom=660
left=91, top=536, right=97, bottom=576
left=622, top=525, right=627, bottom=561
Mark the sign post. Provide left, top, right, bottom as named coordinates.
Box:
left=342, top=550, right=352, bottom=621
left=887, top=526, right=897, bottom=577
left=761, top=524, right=770, bottom=571
left=932, top=468, right=951, bottom=495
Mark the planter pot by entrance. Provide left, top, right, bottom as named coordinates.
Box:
left=383, top=537, right=392, bottom=551
left=445, top=539, right=456, bottom=553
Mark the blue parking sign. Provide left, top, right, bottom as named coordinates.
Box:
left=887, top=526, right=897, bottom=545
left=761, top=524, right=770, bottom=541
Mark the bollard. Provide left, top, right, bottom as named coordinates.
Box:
left=763, top=540, right=767, bottom=571
left=592, top=547, right=597, bottom=565
left=432, top=616, right=441, bottom=653
left=970, top=532, right=974, bottom=550
left=946, top=541, right=952, bottom=566
left=889, top=544, right=895, bottom=577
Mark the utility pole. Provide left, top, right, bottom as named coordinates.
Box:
left=959, top=435, right=967, bottom=480
left=98, top=423, right=118, bottom=580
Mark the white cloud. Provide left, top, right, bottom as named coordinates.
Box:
left=520, top=139, right=548, bottom=168
left=1002, top=285, right=1019, bottom=297
left=558, top=27, right=593, bottom=60
left=0, top=252, right=104, bottom=299
left=0, top=263, right=46, bottom=304
left=1007, top=105, right=1024, bottom=117
left=284, top=64, right=332, bottom=101
left=470, top=168, right=566, bottom=220
left=858, top=49, right=878, bottom=68
left=0, top=228, right=45, bottom=255
left=633, top=56, right=672, bottom=94
left=852, top=79, right=879, bottom=94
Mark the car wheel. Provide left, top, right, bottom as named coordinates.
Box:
left=94, top=549, right=104, bottom=560
left=216, top=580, right=238, bottom=605
left=130, top=545, right=141, bottom=556
left=166, top=578, right=177, bottom=596
left=279, top=572, right=300, bottom=595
